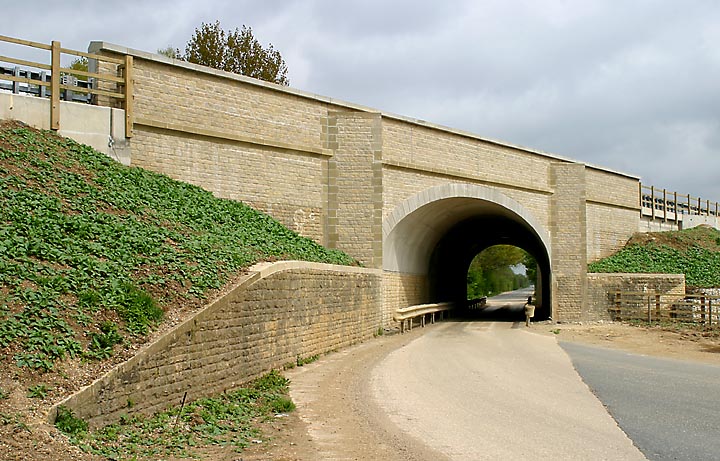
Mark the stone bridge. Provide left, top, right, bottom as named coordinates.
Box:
left=4, top=39, right=696, bottom=323
left=86, top=41, right=653, bottom=323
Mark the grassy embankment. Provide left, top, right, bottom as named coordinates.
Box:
left=0, top=120, right=353, bottom=458
left=589, top=225, right=720, bottom=287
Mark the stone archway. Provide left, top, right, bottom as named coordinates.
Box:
left=382, top=183, right=552, bottom=320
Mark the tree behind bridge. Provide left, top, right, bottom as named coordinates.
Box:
left=182, top=20, right=289, bottom=86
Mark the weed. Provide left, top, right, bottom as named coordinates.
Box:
left=296, top=354, right=319, bottom=367
left=269, top=396, right=296, bottom=413
left=27, top=384, right=49, bottom=399
left=0, top=388, right=7, bottom=400
left=589, top=227, right=720, bottom=287
left=85, top=321, right=123, bottom=360
left=551, top=329, right=561, bottom=335
left=55, top=406, right=88, bottom=435
left=0, top=413, right=30, bottom=432
left=69, top=370, right=294, bottom=458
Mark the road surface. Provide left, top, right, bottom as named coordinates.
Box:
left=287, top=289, right=647, bottom=460
left=561, top=341, right=720, bottom=461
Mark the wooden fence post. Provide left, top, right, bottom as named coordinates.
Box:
left=50, top=40, right=60, bottom=131
left=123, top=55, right=133, bottom=138
left=709, top=299, right=713, bottom=327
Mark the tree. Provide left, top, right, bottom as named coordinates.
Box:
left=466, top=245, right=532, bottom=299
left=62, top=57, right=88, bottom=81
left=157, top=46, right=182, bottom=59
left=183, top=21, right=289, bottom=85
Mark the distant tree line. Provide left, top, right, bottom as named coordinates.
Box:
left=466, top=245, right=536, bottom=299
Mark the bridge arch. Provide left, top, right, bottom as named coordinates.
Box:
left=383, top=183, right=553, bottom=319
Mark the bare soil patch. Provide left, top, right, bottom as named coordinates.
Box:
left=531, top=321, right=720, bottom=366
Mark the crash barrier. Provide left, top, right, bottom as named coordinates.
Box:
left=394, top=302, right=454, bottom=333
left=466, top=297, right=487, bottom=309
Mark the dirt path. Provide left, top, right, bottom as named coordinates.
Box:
left=241, top=329, right=445, bottom=460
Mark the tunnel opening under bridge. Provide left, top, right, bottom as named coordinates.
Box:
left=383, top=184, right=552, bottom=321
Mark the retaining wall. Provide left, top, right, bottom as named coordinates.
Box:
left=53, top=261, right=382, bottom=429
left=586, top=273, right=686, bottom=321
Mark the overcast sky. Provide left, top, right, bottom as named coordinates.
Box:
left=2, top=1, right=719, bottom=201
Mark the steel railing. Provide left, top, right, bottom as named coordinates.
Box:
left=394, top=302, right=455, bottom=333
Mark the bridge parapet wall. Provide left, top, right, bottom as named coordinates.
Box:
left=53, top=262, right=382, bottom=429
left=89, top=42, right=354, bottom=245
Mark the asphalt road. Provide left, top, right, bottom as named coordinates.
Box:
left=561, top=341, right=720, bottom=461
left=289, top=289, right=720, bottom=460
left=371, top=320, right=645, bottom=460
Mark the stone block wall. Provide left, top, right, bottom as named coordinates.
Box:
left=382, top=272, right=428, bottom=326
left=585, top=167, right=641, bottom=262
left=90, top=43, right=338, bottom=246
left=586, top=273, right=686, bottom=320
left=54, top=262, right=382, bottom=429
left=129, top=125, right=329, bottom=242
left=325, top=112, right=384, bottom=267
left=550, top=163, right=588, bottom=321
left=381, top=118, right=553, bottom=195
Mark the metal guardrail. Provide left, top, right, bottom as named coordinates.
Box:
left=466, top=297, right=487, bottom=309
left=0, top=34, right=133, bottom=136
left=640, top=184, right=719, bottom=222
left=394, top=302, right=454, bottom=333
left=611, top=291, right=720, bottom=327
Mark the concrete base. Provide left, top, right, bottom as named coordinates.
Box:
left=0, top=91, right=130, bottom=165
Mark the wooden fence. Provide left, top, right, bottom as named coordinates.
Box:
left=640, top=184, right=719, bottom=221
left=0, top=34, right=132, bottom=137
left=611, top=291, right=720, bottom=327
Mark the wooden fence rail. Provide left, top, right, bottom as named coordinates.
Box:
left=611, top=291, right=720, bottom=327
left=0, top=34, right=132, bottom=137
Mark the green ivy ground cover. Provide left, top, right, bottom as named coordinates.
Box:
left=0, top=121, right=354, bottom=372
left=588, top=226, right=720, bottom=287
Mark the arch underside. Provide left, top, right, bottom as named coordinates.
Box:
left=383, top=184, right=552, bottom=320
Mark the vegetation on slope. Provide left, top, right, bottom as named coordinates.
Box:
left=588, top=226, right=720, bottom=287
left=0, top=119, right=354, bottom=374
left=57, top=370, right=294, bottom=459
